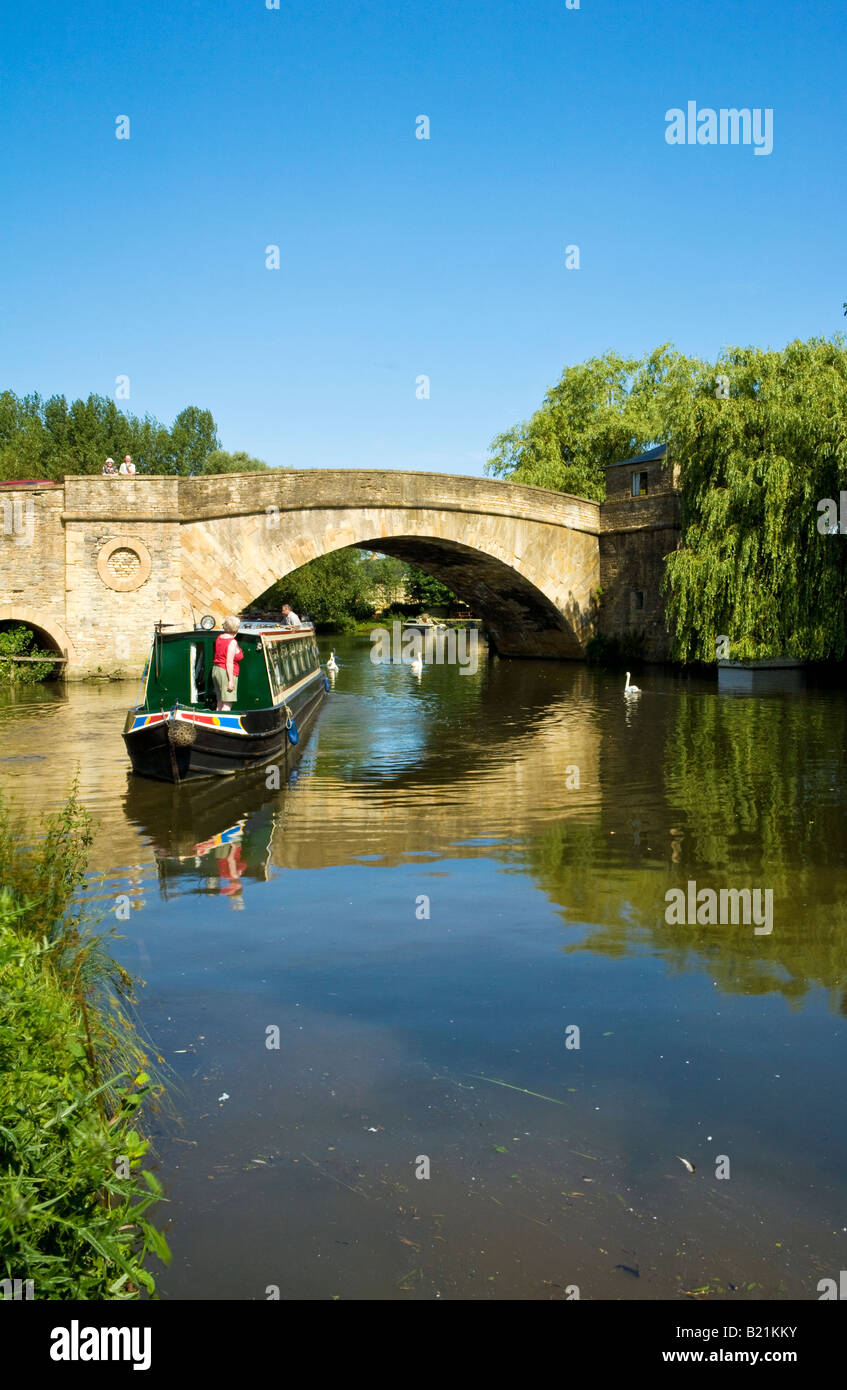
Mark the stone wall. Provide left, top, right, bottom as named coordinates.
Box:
left=176, top=469, right=601, bottom=534
left=61, top=477, right=186, bottom=674
left=176, top=484, right=602, bottom=660
left=0, top=484, right=75, bottom=658
left=2, top=464, right=682, bottom=675
left=3, top=471, right=605, bottom=675
left=598, top=456, right=682, bottom=661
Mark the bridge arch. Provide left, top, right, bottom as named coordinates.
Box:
left=3, top=470, right=606, bottom=674
left=182, top=514, right=598, bottom=658
left=180, top=492, right=600, bottom=658
left=0, top=606, right=77, bottom=659
left=297, top=533, right=588, bottom=657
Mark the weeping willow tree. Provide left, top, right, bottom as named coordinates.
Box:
left=663, top=337, right=847, bottom=662
left=486, top=345, right=705, bottom=500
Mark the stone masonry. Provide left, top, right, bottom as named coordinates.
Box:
left=599, top=446, right=681, bottom=662
left=0, top=460, right=681, bottom=677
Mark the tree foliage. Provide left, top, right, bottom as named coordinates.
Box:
left=663, top=338, right=847, bottom=662
left=0, top=624, right=57, bottom=684
left=257, top=549, right=378, bottom=627
left=490, top=336, right=847, bottom=662
left=486, top=346, right=704, bottom=500
left=253, top=551, right=458, bottom=627
left=167, top=407, right=219, bottom=475
left=406, top=568, right=456, bottom=607
left=364, top=554, right=409, bottom=607
left=0, top=390, right=221, bottom=479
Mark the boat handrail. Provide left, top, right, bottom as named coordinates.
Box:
left=237, top=621, right=315, bottom=634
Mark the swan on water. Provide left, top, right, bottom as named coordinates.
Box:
left=624, top=671, right=641, bottom=696
left=326, top=651, right=339, bottom=672
left=410, top=654, right=423, bottom=675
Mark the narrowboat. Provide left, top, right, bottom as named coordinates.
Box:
left=123, top=618, right=329, bottom=782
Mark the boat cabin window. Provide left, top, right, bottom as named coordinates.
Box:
left=266, top=640, right=287, bottom=696
left=262, top=633, right=319, bottom=700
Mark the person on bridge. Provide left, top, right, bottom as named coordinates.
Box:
left=212, top=615, right=243, bottom=711
left=119, top=454, right=136, bottom=475
left=281, top=604, right=300, bottom=626
left=102, top=457, right=118, bottom=475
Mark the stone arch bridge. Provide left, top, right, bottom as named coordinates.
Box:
left=0, top=466, right=678, bottom=677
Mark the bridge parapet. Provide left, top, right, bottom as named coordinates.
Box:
left=55, top=471, right=600, bottom=532
left=172, top=470, right=599, bottom=532
left=62, top=475, right=181, bottom=521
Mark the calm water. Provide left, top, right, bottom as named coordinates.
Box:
left=2, top=639, right=846, bottom=1301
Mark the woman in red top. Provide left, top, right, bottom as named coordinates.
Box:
left=212, top=615, right=243, bottom=711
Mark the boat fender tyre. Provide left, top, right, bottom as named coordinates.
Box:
left=287, top=720, right=299, bottom=745
left=168, top=719, right=197, bottom=746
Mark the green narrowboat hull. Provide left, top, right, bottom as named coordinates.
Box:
left=123, top=676, right=325, bottom=782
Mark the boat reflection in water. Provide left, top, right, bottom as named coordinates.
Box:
left=123, top=768, right=284, bottom=906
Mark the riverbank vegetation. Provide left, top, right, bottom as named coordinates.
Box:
left=0, top=787, right=169, bottom=1297
left=486, top=344, right=701, bottom=501
left=0, top=623, right=59, bottom=683
left=489, top=335, right=847, bottom=661
left=663, top=339, right=847, bottom=662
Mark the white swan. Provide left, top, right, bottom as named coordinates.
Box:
left=326, top=651, right=338, bottom=673
left=624, top=671, right=641, bottom=696
left=410, top=654, right=423, bottom=675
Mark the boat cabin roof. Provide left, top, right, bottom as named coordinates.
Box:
left=154, top=622, right=315, bottom=641
left=237, top=621, right=315, bottom=636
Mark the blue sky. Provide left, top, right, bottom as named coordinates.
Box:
left=1, top=0, right=843, bottom=474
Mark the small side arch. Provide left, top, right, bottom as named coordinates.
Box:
left=0, top=606, right=77, bottom=659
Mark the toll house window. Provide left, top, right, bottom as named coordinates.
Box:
left=631, top=471, right=649, bottom=497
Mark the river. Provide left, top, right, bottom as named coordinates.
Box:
left=2, top=636, right=846, bottom=1300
